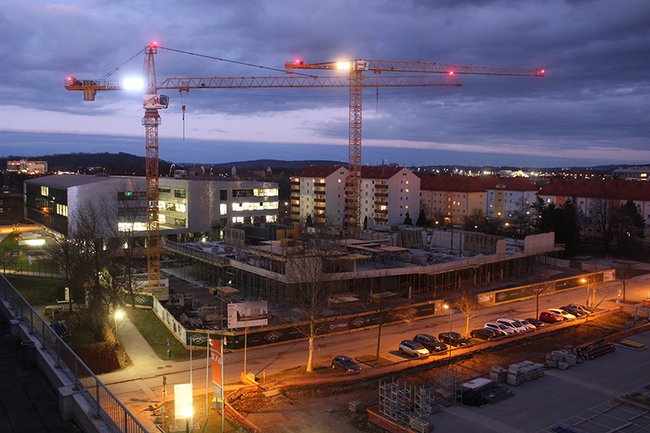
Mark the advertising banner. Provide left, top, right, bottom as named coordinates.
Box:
left=227, top=301, right=269, bottom=328
left=209, top=338, right=223, bottom=399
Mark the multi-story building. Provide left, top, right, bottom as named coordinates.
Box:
left=0, top=187, right=25, bottom=225
left=360, top=166, right=420, bottom=227
left=612, top=166, right=650, bottom=181
left=484, top=177, right=537, bottom=219
left=419, top=176, right=488, bottom=223
left=537, top=179, right=650, bottom=226
left=7, top=159, right=48, bottom=175
left=24, top=175, right=279, bottom=237
left=290, top=166, right=349, bottom=226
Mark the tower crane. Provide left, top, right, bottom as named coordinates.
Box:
left=284, top=58, right=545, bottom=227
left=64, top=43, right=461, bottom=290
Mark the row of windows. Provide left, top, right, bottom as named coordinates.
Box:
left=232, top=201, right=279, bottom=211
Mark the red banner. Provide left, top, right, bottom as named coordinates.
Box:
left=209, top=338, right=222, bottom=387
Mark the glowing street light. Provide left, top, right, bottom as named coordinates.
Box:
left=113, top=309, right=125, bottom=333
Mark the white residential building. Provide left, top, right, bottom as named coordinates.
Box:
left=360, top=166, right=420, bottom=227
left=290, top=166, right=349, bottom=226
left=484, top=177, right=538, bottom=219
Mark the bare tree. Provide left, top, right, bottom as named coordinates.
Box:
left=530, top=280, right=552, bottom=318
left=619, top=261, right=633, bottom=302
left=0, top=245, right=17, bottom=273
left=288, top=234, right=341, bottom=373
left=455, top=289, right=477, bottom=338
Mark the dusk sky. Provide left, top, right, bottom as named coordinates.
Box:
left=1, top=0, right=649, bottom=167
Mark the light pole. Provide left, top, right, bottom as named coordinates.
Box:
left=580, top=277, right=590, bottom=307
left=443, top=303, right=453, bottom=359
left=113, top=309, right=125, bottom=334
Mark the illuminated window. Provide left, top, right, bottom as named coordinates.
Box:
left=266, top=215, right=277, bottom=223
left=174, top=203, right=186, bottom=213
left=118, top=222, right=147, bottom=232
left=159, top=214, right=166, bottom=224
left=232, top=201, right=279, bottom=211
left=56, top=204, right=68, bottom=217
left=40, top=186, right=49, bottom=196
left=253, top=188, right=279, bottom=197
left=232, top=216, right=244, bottom=223
left=220, top=204, right=227, bottom=215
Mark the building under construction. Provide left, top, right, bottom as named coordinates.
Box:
left=163, top=228, right=562, bottom=306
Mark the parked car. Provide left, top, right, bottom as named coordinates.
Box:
left=399, top=340, right=430, bottom=358
left=520, top=318, right=537, bottom=330
left=470, top=328, right=500, bottom=341
left=413, top=334, right=448, bottom=352
left=524, top=318, right=544, bottom=328
left=438, top=332, right=472, bottom=347
left=560, top=305, right=586, bottom=318
left=331, top=355, right=361, bottom=373
left=497, top=318, right=529, bottom=334
left=549, top=308, right=577, bottom=320
left=484, top=321, right=514, bottom=336
left=568, top=303, right=595, bottom=315
left=539, top=310, right=565, bottom=323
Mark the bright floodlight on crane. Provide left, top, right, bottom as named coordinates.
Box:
left=336, top=61, right=352, bottom=71
left=122, top=77, right=145, bottom=91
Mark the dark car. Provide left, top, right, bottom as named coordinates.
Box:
left=539, top=311, right=564, bottom=323
left=470, top=328, right=500, bottom=341
left=438, top=332, right=472, bottom=347
left=524, top=318, right=544, bottom=328
left=331, top=355, right=361, bottom=373
left=561, top=305, right=586, bottom=318
left=413, top=333, right=448, bottom=352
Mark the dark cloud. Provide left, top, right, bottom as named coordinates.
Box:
left=1, top=0, right=648, bottom=166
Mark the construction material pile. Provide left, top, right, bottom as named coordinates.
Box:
left=506, top=360, right=545, bottom=386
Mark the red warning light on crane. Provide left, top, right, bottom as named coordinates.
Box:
left=294, top=58, right=304, bottom=65
left=449, top=71, right=455, bottom=76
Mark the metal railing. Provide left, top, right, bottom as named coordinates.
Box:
left=0, top=275, right=148, bottom=433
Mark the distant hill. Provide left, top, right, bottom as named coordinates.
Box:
left=181, top=159, right=345, bottom=170
left=0, top=152, right=172, bottom=175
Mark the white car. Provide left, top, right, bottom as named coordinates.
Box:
left=507, top=317, right=535, bottom=332
left=484, top=321, right=514, bottom=336
left=399, top=340, right=430, bottom=358
left=549, top=308, right=577, bottom=320
left=497, top=318, right=529, bottom=334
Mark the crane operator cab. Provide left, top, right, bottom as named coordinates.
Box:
left=143, top=94, right=169, bottom=110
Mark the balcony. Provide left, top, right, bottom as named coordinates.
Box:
left=314, top=197, right=326, bottom=203
left=375, top=183, right=388, bottom=189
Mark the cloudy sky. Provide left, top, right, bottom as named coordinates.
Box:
left=1, top=0, right=649, bottom=167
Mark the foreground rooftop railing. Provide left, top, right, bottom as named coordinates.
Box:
left=0, top=275, right=148, bottom=433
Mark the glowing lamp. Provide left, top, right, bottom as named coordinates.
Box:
left=336, top=61, right=352, bottom=71
left=540, top=69, right=545, bottom=75
left=114, top=309, right=125, bottom=321
left=448, top=71, right=455, bottom=76
left=122, top=77, right=144, bottom=91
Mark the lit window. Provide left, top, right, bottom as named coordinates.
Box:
left=40, top=186, right=49, bottom=196
left=220, top=204, right=227, bottom=215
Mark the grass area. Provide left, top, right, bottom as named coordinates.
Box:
left=264, top=364, right=332, bottom=381
left=126, top=308, right=190, bottom=361
left=5, top=275, right=63, bottom=305
left=356, top=354, right=392, bottom=366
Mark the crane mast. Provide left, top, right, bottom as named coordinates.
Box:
left=143, top=42, right=162, bottom=290
left=285, top=58, right=544, bottom=228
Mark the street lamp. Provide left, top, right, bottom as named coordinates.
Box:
left=114, top=309, right=125, bottom=333
left=580, top=277, right=590, bottom=307
left=181, top=406, right=193, bottom=433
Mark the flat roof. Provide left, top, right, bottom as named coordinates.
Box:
left=25, top=174, right=116, bottom=188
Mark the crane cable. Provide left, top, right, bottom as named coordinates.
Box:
left=97, top=48, right=145, bottom=82
left=158, top=46, right=317, bottom=78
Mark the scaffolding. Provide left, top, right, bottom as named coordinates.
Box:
left=378, top=378, right=438, bottom=433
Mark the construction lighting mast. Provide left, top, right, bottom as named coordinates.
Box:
left=285, top=59, right=545, bottom=227
left=64, top=45, right=461, bottom=289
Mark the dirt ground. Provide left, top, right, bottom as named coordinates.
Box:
left=234, top=311, right=638, bottom=433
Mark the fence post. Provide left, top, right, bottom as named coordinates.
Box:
left=29, top=309, right=34, bottom=334
left=95, top=381, right=100, bottom=418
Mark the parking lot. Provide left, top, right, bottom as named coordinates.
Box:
left=427, top=330, right=650, bottom=433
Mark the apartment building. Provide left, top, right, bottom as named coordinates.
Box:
left=360, top=166, right=420, bottom=227
left=537, top=179, right=650, bottom=225
left=484, top=177, right=537, bottom=219
left=24, top=175, right=279, bottom=237
left=419, top=176, right=488, bottom=223
left=290, top=166, right=349, bottom=226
